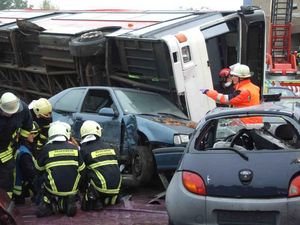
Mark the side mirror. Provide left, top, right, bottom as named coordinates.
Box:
left=98, top=107, right=118, bottom=117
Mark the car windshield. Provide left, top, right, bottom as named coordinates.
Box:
left=114, top=89, right=188, bottom=119
left=194, top=115, right=300, bottom=152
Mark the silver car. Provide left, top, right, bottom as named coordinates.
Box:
left=166, top=102, right=300, bottom=225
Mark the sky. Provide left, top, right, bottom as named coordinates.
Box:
left=27, top=0, right=244, bottom=11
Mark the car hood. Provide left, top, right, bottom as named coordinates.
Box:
left=133, top=115, right=195, bottom=144
left=180, top=151, right=300, bottom=197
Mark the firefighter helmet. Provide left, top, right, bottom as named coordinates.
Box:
left=0, top=92, right=20, bottom=114
left=62, top=122, right=71, bottom=140
left=80, top=120, right=102, bottom=138
left=33, top=98, right=52, bottom=117
left=48, top=122, right=69, bottom=139
left=230, top=64, right=251, bottom=78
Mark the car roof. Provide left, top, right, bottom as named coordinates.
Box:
left=65, top=86, right=165, bottom=96
left=205, top=101, right=300, bottom=120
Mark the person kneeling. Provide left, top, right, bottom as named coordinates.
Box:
left=35, top=122, right=85, bottom=217
left=79, top=120, right=121, bottom=211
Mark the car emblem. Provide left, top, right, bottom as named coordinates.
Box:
left=239, top=169, right=253, bottom=184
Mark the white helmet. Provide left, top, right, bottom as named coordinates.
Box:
left=80, top=120, right=102, bottom=138
left=0, top=92, right=20, bottom=114
left=48, top=122, right=69, bottom=139
left=33, top=98, right=52, bottom=117
left=230, top=64, right=251, bottom=78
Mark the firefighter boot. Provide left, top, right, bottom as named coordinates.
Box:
left=65, top=195, right=77, bottom=217
left=36, top=201, right=53, bottom=217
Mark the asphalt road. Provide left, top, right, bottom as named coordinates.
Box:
left=13, top=180, right=168, bottom=225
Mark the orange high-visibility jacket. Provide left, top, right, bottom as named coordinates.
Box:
left=205, top=79, right=261, bottom=123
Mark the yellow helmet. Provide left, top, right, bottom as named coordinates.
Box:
left=33, top=98, right=52, bottom=117
left=0, top=92, right=20, bottom=114
left=80, top=120, right=102, bottom=138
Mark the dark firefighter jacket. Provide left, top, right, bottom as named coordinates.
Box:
left=35, top=141, right=85, bottom=196
left=0, top=101, right=32, bottom=164
left=30, top=109, right=52, bottom=155
left=13, top=144, right=37, bottom=196
left=206, top=79, right=262, bottom=124
left=80, top=139, right=121, bottom=195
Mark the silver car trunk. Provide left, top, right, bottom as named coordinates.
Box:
left=180, top=150, right=300, bottom=197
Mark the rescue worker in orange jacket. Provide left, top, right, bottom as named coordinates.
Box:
left=201, top=64, right=262, bottom=123
left=0, top=92, right=33, bottom=198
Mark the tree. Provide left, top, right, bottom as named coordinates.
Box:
left=0, top=0, right=29, bottom=10
left=40, top=0, right=58, bottom=10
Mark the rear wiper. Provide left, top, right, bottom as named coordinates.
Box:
left=210, top=147, right=249, bottom=161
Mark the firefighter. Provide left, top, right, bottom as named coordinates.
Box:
left=13, top=121, right=39, bottom=204
left=0, top=92, right=33, bottom=198
left=29, top=98, right=52, bottom=157
left=35, top=122, right=85, bottom=217
left=200, top=64, right=261, bottom=123
left=79, top=120, right=121, bottom=211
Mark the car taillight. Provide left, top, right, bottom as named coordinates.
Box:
left=288, top=176, right=300, bottom=197
left=182, top=171, right=206, bottom=196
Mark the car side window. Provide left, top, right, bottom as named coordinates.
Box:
left=194, top=120, right=218, bottom=150
left=53, top=89, right=85, bottom=112
left=81, top=89, right=114, bottom=113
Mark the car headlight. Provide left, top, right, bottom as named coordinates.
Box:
left=173, top=134, right=190, bottom=145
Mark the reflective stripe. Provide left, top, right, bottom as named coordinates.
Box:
left=94, top=169, right=107, bottom=189
left=223, top=95, right=229, bottom=103
left=48, top=149, right=78, bottom=158
left=91, top=180, right=120, bottom=195
left=34, top=158, right=45, bottom=171
left=78, top=162, right=85, bottom=172
left=20, top=129, right=30, bottom=138
left=13, top=185, right=22, bottom=195
left=45, top=186, right=78, bottom=196
left=216, top=94, right=223, bottom=103
left=111, top=195, right=118, bottom=205
left=91, top=149, right=116, bottom=158
left=89, top=160, right=118, bottom=169
left=47, top=169, right=57, bottom=192
left=45, top=160, right=79, bottom=169
left=0, top=148, right=13, bottom=163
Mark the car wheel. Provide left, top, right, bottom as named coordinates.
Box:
left=132, top=146, right=155, bottom=185
left=69, top=30, right=106, bottom=57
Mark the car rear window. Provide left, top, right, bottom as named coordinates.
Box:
left=194, top=115, right=300, bottom=151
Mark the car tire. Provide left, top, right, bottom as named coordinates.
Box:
left=69, top=30, right=106, bottom=57
left=132, top=146, right=155, bottom=185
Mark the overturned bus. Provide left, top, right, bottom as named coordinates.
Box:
left=0, top=7, right=266, bottom=122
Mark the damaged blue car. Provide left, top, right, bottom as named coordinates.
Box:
left=49, top=86, right=195, bottom=185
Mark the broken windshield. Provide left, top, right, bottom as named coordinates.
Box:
left=114, top=89, right=188, bottom=119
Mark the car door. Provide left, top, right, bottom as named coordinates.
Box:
left=72, top=88, right=122, bottom=153
left=51, top=87, right=86, bottom=126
